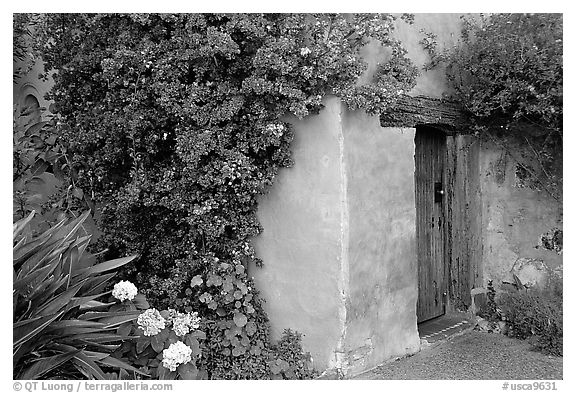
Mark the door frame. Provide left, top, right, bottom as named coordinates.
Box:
left=414, top=124, right=484, bottom=323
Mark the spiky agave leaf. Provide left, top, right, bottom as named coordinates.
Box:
left=13, top=212, right=142, bottom=379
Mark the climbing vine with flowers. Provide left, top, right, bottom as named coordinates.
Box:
left=30, top=13, right=418, bottom=378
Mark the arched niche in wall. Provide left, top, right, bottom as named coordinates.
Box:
left=15, top=83, right=44, bottom=127
left=21, top=94, right=42, bottom=125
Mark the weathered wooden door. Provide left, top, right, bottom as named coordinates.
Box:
left=415, top=127, right=447, bottom=323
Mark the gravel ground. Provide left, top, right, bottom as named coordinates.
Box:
left=354, top=331, right=562, bottom=380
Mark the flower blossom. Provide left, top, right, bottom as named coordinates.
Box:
left=162, top=341, right=193, bottom=371
left=112, top=280, right=138, bottom=302
left=137, top=308, right=166, bottom=336
left=172, top=311, right=201, bottom=337
left=300, top=47, right=311, bottom=56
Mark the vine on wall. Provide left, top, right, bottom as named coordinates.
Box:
left=30, top=13, right=418, bottom=378
left=431, top=14, right=563, bottom=201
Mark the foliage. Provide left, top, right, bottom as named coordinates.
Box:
left=13, top=210, right=212, bottom=380
left=443, top=13, right=563, bottom=199
left=29, top=13, right=417, bottom=378
left=13, top=14, right=93, bottom=232
left=268, top=329, right=317, bottom=379
left=498, top=277, right=563, bottom=356
left=418, top=29, right=440, bottom=71
left=13, top=211, right=144, bottom=379
left=110, top=306, right=207, bottom=380
left=477, top=280, right=499, bottom=322
left=13, top=110, right=95, bottom=231
left=14, top=14, right=37, bottom=82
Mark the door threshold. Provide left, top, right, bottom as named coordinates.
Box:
left=417, top=312, right=473, bottom=344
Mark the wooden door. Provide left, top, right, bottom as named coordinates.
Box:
left=415, top=127, right=447, bottom=323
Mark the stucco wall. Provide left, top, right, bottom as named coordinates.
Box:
left=251, top=96, right=346, bottom=371
left=394, top=13, right=464, bottom=97
left=341, top=109, right=419, bottom=374
left=479, top=141, right=563, bottom=289
left=251, top=96, right=421, bottom=375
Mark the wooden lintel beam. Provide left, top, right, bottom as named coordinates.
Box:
left=380, top=95, right=470, bottom=134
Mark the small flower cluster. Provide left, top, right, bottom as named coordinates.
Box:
left=112, top=280, right=138, bottom=302
left=165, top=309, right=201, bottom=337
left=137, top=308, right=166, bottom=336
left=265, top=123, right=285, bottom=138
left=162, top=341, right=193, bottom=371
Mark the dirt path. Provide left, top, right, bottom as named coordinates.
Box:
left=354, top=331, right=562, bottom=380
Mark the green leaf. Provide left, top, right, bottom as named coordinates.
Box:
left=177, top=362, right=198, bottom=380
left=46, top=133, right=58, bottom=146
left=70, top=351, right=107, bottom=380
left=232, top=346, right=245, bottom=356
left=13, top=209, right=35, bottom=239
left=67, top=332, right=135, bottom=343
left=72, top=187, right=84, bottom=199
left=99, top=314, right=140, bottom=329
left=55, top=210, right=91, bottom=245
left=13, top=310, right=65, bottom=348
left=190, top=275, right=203, bottom=287
left=24, top=121, right=49, bottom=136
left=50, top=320, right=106, bottom=330
left=30, top=158, right=50, bottom=177
left=20, top=349, right=81, bottom=379
left=53, top=161, right=66, bottom=181
left=13, top=263, right=55, bottom=293
left=270, top=363, right=281, bottom=374
left=75, top=255, right=138, bottom=277
left=79, top=310, right=142, bottom=320
left=233, top=312, right=248, bottom=327
left=119, top=368, right=130, bottom=380
left=13, top=231, right=52, bottom=267
left=245, top=321, right=257, bottom=336
left=151, top=333, right=165, bottom=353
left=80, top=272, right=116, bottom=296
left=184, top=336, right=200, bottom=357
left=278, top=359, right=290, bottom=371
left=97, top=355, right=150, bottom=376
left=117, top=322, right=133, bottom=336
left=83, top=192, right=96, bottom=214
left=78, top=300, right=117, bottom=311
left=69, top=293, right=111, bottom=310
left=34, top=281, right=84, bottom=317
left=189, top=330, right=206, bottom=340
left=81, top=350, right=110, bottom=361
left=26, top=176, right=46, bottom=188
left=136, top=338, right=150, bottom=354
left=132, top=293, right=149, bottom=310
left=158, top=365, right=177, bottom=380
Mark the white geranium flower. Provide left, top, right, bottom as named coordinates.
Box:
left=112, top=280, right=138, bottom=302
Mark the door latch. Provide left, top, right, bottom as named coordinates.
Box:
left=434, top=182, right=444, bottom=203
